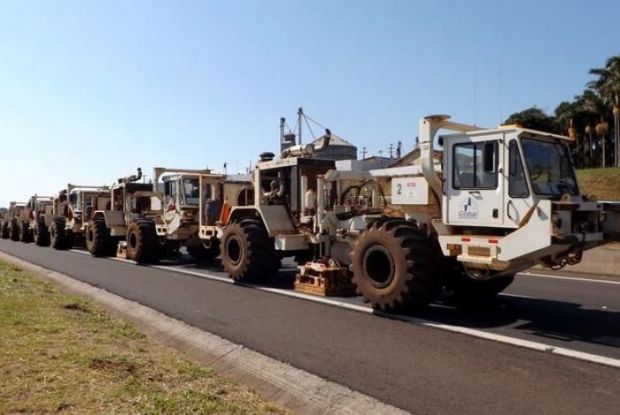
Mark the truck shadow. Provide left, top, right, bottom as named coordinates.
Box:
left=420, top=295, right=620, bottom=350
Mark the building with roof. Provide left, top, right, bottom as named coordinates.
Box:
left=311, top=133, right=357, bottom=160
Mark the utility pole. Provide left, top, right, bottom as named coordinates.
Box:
left=361, top=147, right=367, bottom=159
left=388, top=143, right=394, bottom=158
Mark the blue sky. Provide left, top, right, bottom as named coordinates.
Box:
left=1, top=0, right=619, bottom=203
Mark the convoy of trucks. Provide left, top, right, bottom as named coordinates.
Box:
left=2, top=114, right=619, bottom=312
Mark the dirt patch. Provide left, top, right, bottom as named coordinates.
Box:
left=63, top=302, right=90, bottom=313
left=89, top=357, right=137, bottom=374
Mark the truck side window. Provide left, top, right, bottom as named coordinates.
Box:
left=453, top=141, right=498, bottom=189
left=509, top=140, right=529, bottom=198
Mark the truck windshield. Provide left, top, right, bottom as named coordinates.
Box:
left=183, top=178, right=200, bottom=205
left=521, top=138, right=578, bottom=197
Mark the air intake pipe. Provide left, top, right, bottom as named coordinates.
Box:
left=281, top=129, right=331, bottom=159
left=118, top=167, right=142, bottom=184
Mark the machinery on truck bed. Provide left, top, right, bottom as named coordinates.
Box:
left=85, top=167, right=252, bottom=264
left=220, top=116, right=620, bottom=311
left=49, top=184, right=111, bottom=249
left=1, top=202, right=27, bottom=241
left=85, top=168, right=162, bottom=261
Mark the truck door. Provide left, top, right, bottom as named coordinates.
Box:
left=503, top=138, right=535, bottom=227
left=445, top=134, right=504, bottom=227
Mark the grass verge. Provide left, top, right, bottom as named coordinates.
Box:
left=0, top=261, right=287, bottom=414
left=576, top=167, right=620, bottom=201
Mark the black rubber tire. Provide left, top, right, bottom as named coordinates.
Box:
left=10, top=220, right=19, bottom=241
left=19, top=222, right=32, bottom=243
left=220, top=219, right=280, bottom=282
left=187, top=242, right=220, bottom=262
left=34, top=217, right=50, bottom=246
left=126, top=220, right=159, bottom=264
left=351, top=220, right=442, bottom=312
left=443, top=260, right=515, bottom=304
left=50, top=217, right=67, bottom=250
left=86, top=219, right=114, bottom=257
left=1, top=221, right=9, bottom=239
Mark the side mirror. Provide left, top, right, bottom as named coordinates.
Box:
left=483, top=142, right=496, bottom=173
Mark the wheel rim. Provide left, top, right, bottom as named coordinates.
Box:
left=226, top=236, right=242, bottom=266
left=363, top=245, right=395, bottom=288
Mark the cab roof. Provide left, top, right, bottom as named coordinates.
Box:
left=454, top=125, right=571, bottom=142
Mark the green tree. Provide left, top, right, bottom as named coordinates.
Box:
left=588, top=55, right=620, bottom=167
left=504, top=107, right=558, bottom=133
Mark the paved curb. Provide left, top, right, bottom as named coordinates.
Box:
left=0, top=251, right=409, bottom=415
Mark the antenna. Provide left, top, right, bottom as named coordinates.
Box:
left=473, top=64, right=478, bottom=126
left=499, top=64, right=504, bottom=124
left=298, top=107, right=303, bottom=145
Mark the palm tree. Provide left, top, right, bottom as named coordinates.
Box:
left=588, top=56, right=620, bottom=167
left=555, top=91, right=607, bottom=167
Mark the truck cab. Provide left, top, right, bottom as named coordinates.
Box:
left=418, top=115, right=620, bottom=276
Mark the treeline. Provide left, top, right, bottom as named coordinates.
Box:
left=504, top=55, right=620, bottom=169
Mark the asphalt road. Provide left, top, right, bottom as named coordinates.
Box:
left=1, top=239, right=619, bottom=414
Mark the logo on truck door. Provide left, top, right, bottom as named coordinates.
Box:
left=457, top=197, right=478, bottom=220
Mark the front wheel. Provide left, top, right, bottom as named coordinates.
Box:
left=443, top=259, right=515, bottom=304
left=187, top=241, right=220, bottom=262
left=49, top=217, right=67, bottom=250
left=34, top=218, right=50, bottom=246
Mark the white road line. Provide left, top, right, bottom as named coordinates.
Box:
left=66, top=249, right=620, bottom=369
left=499, top=293, right=536, bottom=299
left=519, top=271, right=620, bottom=286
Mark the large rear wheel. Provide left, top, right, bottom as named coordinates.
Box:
left=86, top=219, right=114, bottom=257
left=187, top=241, right=220, bottom=262
left=220, top=219, right=280, bottom=282
left=351, top=220, right=442, bottom=312
left=126, top=220, right=159, bottom=264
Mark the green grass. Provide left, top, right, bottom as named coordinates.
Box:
left=0, top=261, right=287, bottom=414
left=576, top=167, right=620, bottom=201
